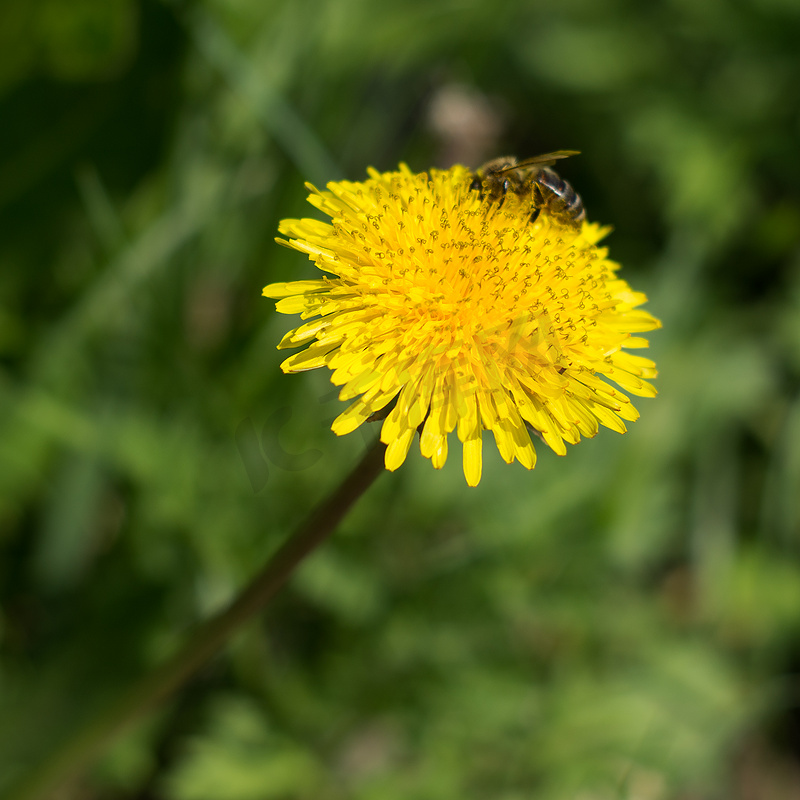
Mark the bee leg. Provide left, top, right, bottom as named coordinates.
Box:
left=469, top=177, right=482, bottom=192
left=496, top=178, right=511, bottom=209
left=529, top=183, right=545, bottom=223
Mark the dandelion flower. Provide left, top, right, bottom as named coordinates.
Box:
left=264, top=164, right=660, bottom=486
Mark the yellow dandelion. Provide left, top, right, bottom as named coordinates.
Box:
left=263, top=164, right=660, bottom=486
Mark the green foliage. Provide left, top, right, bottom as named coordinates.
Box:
left=2, top=0, right=800, bottom=797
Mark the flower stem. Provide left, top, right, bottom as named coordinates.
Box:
left=3, top=439, right=387, bottom=800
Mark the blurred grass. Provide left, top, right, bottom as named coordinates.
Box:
left=2, top=0, right=800, bottom=798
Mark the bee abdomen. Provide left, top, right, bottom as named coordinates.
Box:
left=539, top=167, right=585, bottom=223
left=538, top=167, right=573, bottom=204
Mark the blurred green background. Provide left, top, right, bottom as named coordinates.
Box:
left=2, top=0, right=800, bottom=797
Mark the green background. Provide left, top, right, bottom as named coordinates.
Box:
left=2, top=0, right=800, bottom=797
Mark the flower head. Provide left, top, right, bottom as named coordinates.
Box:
left=264, top=164, right=660, bottom=486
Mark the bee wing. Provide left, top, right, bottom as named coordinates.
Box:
left=495, top=150, right=580, bottom=174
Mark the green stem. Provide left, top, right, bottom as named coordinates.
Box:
left=4, top=439, right=387, bottom=800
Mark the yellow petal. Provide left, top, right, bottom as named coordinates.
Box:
left=263, top=279, right=329, bottom=299
left=462, top=436, right=483, bottom=487
left=385, top=427, right=416, bottom=471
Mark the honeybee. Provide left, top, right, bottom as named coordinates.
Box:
left=470, top=150, right=586, bottom=229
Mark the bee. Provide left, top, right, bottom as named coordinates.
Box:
left=470, top=150, right=586, bottom=229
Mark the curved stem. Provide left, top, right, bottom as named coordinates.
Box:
left=4, top=439, right=387, bottom=800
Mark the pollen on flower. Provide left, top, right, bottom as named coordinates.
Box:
left=263, top=163, right=660, bottom=486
